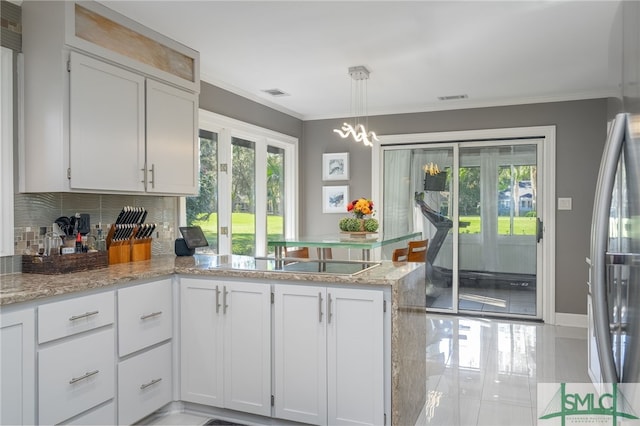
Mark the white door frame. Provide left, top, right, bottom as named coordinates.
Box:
left=372, top=125, right=557, bottom=324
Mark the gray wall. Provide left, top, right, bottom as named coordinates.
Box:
left=199, top=82, right=303, bottom=139
left=302, top=99, right=609, bottom=316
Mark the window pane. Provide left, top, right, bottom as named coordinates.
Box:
left=186, top=129, right=218, bottom=252
left=459, top=166, right=481, bottom=234
left=232, top=137, right=256, bottom=255
left=267, top=145, right=285, bottom=254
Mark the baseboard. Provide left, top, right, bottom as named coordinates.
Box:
left=555, top=312, right=587, bottom=328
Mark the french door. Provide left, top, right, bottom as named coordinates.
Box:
left=382, top=138, right=544, bottom=319
left=185, top=110, right=298, bottom=256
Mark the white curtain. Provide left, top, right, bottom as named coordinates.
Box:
left=383, top=151, right=412, bottom=236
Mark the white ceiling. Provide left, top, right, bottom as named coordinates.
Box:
left=98, top=1, right=623, bottom=121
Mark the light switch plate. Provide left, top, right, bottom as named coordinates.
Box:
left=558, top=197, right=573, bottom=210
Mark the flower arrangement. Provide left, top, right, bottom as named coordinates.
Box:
left=348, top=198, right=374, bottom=218
left=339, top=197, right=379, bottom=233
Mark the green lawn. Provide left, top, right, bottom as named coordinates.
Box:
left=460, top=216, right=537, bottom=235
left=191, top=213, right=536, bottom=255
left=192, top=213, right=284, bottom=255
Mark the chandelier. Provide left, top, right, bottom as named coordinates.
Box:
left=333, top=65, right=379, bottom=147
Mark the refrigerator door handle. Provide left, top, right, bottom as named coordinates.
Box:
left=590, top=113, right=628, bottom=384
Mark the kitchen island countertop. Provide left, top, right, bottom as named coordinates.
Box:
left=0, top=254, right=424, bottom=306
left=0, top=253, right=426, bottom=426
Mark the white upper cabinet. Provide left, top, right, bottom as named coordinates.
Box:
left=69, top=52, right=146, bottom=192
left=21, top=1, right=199, bottom=195
left=146, top=79, right=198, bottom=194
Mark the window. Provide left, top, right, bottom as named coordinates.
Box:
left=185, top=110, right=298, bottom=256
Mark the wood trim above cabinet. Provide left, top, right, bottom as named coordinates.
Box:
left=64, top=1, right=199, bottom=93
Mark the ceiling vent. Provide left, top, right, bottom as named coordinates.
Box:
left=262, top=88, right=290, bottom=97
left=438, top=94, right=469, bottom=101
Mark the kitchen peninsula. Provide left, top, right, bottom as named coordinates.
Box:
left=0, top=255, right=426, bottom=426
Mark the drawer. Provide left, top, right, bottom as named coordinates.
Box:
left=39, top=329, right=115, bottom=425
left=65, top=401, right=115, bottom=425
left=38, top=291, right=114, bottom=344
left=118, top=279, right=172, bottom=356
left=118, top=342, right=173, bottom=425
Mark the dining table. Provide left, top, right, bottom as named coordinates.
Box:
left=268, top=231, right=423, bottom=266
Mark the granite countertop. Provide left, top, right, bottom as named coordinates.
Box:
left=0, top=254, right=424, bottom=307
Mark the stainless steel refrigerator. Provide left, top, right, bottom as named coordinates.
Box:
left=589, top=112, right=640, bottom=386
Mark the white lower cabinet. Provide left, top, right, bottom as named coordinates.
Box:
left=274, top=284, right=385, bottom=426
left=118, top=278, right=173, bottom=357
left=38, top=328, right=115, bottom=425
left=118, top=342, right=173, bottom=425
left=0, top=308, right=35, bottom=426
left=66, top=402, right=116, bottom=425
left=180, top=278, right=271, bottom=416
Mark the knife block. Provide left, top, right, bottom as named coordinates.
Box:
left=131, top=238, right=152, bottom=262
left=106, top=225, right=152, bottom=265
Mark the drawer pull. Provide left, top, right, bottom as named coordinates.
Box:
left=69, top=369, right=99, bottom=384
left=140, top=377, right=162, bottom=390
left=140, top=311, right=163, bottom=320
left=68, top=310, right=99, bottom=321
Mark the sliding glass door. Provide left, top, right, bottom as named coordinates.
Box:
left=457, top=143, right=538, bottom=316
left=382, top=139, right=542, bottom=319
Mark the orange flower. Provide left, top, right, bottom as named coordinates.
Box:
left=348, top=198, right=375, bottom=218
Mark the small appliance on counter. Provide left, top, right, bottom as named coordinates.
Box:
left=106, top=206, right=156, bottom=265
left=175, top=226, right=209, bottom=256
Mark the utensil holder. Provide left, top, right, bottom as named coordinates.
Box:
left=131, top=238, right=152, bottom=262
left=106, top=225, right=152, bottom=265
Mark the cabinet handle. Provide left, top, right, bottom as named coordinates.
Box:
left=328, top=293, right=333, bottom=324
left=215, top=285, right=221, bottom=314
left=140, top=377, right=162, bottom=390
left=149, top=164, right=155, bottom=189
left=69, top=369, right=99, bottom=384
left=223, top=286, right=229, bottom=314
left=318, top=292, right=323, bottom=323
left=68, top=310, right=99, bottom=321
left=140, top=311, right=163, bottom=320
left=141, top=167, right=146, bottom=185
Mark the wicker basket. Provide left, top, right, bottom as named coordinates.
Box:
left=22, top=252, right=108, bottom=275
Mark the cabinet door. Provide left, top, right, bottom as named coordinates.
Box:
left=69, top=51, right=146, bottom=192
left=327, top=288, right=384, bottom=426
left=118, top=279, right=173, bottom=357
left=0, top=308, right=35, bottom=425
left=223, top=281, right=272, bottom=417
left=274, top=284, right=327, bottom=425
left=146, top=79, right=198, bottom=195
left=180, top=278, right=224, bottom=407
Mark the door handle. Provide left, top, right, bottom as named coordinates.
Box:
left=536, top=218, right=543, bottom=243
left=215, top=285, right=221, bottom=314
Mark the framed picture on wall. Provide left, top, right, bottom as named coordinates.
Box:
left=322, top=185, right=349, bottom=213
left=322, top=152, right=349, bottom=181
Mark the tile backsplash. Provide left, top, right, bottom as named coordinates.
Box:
left=3, top=192, right=179, bottom=274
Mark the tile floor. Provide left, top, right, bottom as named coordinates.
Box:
left=147, top=314, right=591, bottom=426
left=415, top=314, right=592, bottom=426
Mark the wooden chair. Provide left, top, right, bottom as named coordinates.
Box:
left=392, top=247, right=409, bottom=262
left=285, top=247, right=309, bottom=259
left=407, top=239, right=428, bottom=262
